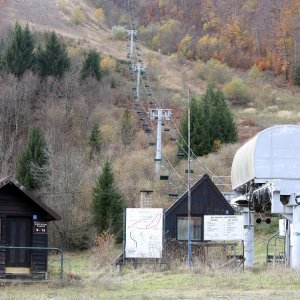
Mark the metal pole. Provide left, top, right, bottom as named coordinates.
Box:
left=137, top=63, right=141, bottom=101
left=155, top=109, right=162, bottom=177
left=285, top=220, right=290, bottom=267
left=291, top=205, right=300, bottom=270
left=123, top=208, right=126, bottom=264
left=243, top=208, right=254, bottom=268
left=187, top=89, right=192, bottom=268
left=130, top=30, right=134, bottom=57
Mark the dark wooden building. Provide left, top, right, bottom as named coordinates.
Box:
left=0, top=177, right=60, bottom=279
left=164, top=174, right=234, bottom=241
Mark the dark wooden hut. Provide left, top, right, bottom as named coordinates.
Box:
left=164, top=174, right=234, bottom=241
left=0, top=177, right=60, bottom=279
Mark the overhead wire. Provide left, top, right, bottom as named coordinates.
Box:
left=124, top=2, right=187, bottom=188
left=125, top=0, right=230, bottom=189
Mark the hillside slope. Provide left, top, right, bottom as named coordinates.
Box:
left=0, top=0, right=205, bottom=96
left=0, top=0, right=127, bottom=59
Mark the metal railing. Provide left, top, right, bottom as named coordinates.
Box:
left=0, top=246, right=64, bottom=279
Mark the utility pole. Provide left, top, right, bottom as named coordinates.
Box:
left=127, top=29, right=137, bottom=58
left=132, top=63, right=144, bottom=100
left=149, top=108, right=171, bottom=178
left=187, top=90, right=192, bottom=268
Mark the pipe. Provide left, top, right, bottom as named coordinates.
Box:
left=243, top=209, right=254, bottom=268
left=291, top=205, right=300, bottom=269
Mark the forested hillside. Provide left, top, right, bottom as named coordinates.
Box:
left=0, top=0, right=299, bottom=250
left=107, top=0, right=300, bottom=80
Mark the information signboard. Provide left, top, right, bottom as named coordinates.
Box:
left=204, top=215, right=243, bottom=241
left=125, top=208, right=163, bottom=258
left=33, top=221, right=47, bottom=234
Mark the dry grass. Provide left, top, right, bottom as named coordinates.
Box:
left=1, top=255, right=300, bottom=299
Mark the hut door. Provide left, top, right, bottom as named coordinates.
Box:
left=6, top=217, right=32, bottom=268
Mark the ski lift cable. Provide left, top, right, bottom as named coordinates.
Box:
left=124, top=8, right=186, bottom=186
left=125, top=1, right=226, bottom=187
left=134, top=94, right=187, bottom=186
left=125, top=2, right=200, bottom=186
left=126, top=23, right=228, bottom=187
left=126, top=48, right=186, bottom=185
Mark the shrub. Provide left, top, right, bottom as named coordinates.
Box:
left=70, top=5, right=85, bottom=25
left=294, top=62, right=300, bottom=85
left=196, top=59, right=233, bottom=84
left=248, top=64, right=263, bottom=83
left=257, top=60, right=266, bottom=71
left=58, top=0, right=69, bottom=14
left=195, top=35, right=226, bottom=62
left=223, top=77, right=251, bottom=105
left=178, top=34, right=195, bottom=60
left=92, top=232, right=116, bottom=268
left=100, top=56, right=117, bottom=74
left=152, top=19, right=183, bottom=54
left=109, top=25, right=127, bottom=41
left=94, top=8, right=105, bottom=24
left=139, top=23, right=160, bottom=48
left=253, top=84, right=277, bottom=109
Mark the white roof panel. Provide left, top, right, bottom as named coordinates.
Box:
left=231, top=125, right=300, bottom=191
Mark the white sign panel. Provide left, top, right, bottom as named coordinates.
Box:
left=279, top=219, right=287, bottom=237
left=125, top=208, right=163, bottom=258
left=204, top=215, right=243, bottom=241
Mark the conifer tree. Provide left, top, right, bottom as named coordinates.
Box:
left=92, top=160, right=123, bottom=234
left=35, top=31, right=70, bottom=78
left=178, top=86, right=237, bottom=157
left=294, top=62, right=300, bottom=86
left=81, top=50, right=102, bottom=81
left=192, top=101, right=211, bottom=156
left=16, top=126, right=48, bottom=190
left=120, top=109, right=135, bottom=146
left=88, top=123, right=103, bottom=155
left=3, top=22, right=35, bottom=78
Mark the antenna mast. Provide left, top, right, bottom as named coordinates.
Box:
left=187, top=89, right=192, bottom=268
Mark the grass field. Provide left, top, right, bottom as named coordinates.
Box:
left=0, top=224, right=299, bottom=300
left=1, top=263, right=300, bottom=299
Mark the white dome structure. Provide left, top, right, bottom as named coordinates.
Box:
left=231, top=125, right=300, bottom=271
left=231, top=125, right=300, bottom=192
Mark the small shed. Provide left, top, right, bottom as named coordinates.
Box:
left=164, top=174, right=234, bottom=241
left=0, top=177, right=60, bottom=279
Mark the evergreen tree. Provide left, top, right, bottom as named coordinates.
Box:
left=120, top=109, right=135, bottom=146
left=178, top=86, right=237, bottom=157
left=35, top=31, right=70, bottom=78
left=192, top=101, right=211, bottom=155
left=16, top=126, right=48, bottom=190
left=88, top=123, right=103, bottom=155
left=3, top=22, right=35, bottom=78
left=92, top=160, right=123, bottom=234
left=294, top=62, right=300, bottom=86
left=81, top=50, right=102, bottom=81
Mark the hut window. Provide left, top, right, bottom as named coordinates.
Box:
left=177, top=216, right=202, bottom=241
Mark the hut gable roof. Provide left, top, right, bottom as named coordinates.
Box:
left=0, top=176, right=60, bottom=221
left=165, top=174, right=234, bottom=216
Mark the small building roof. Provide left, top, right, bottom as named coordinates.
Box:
left=0, top=176, right=61, bottom=221
left=165, top=174, right=234, bottom=216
